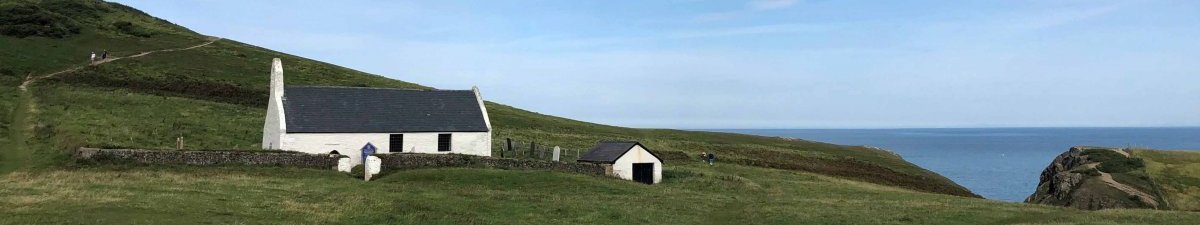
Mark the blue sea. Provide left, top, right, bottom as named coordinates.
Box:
left=715, top=127, right=1200, bottom=202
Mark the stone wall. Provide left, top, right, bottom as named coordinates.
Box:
left=74, top=148, right=342, bottom=169
left=375, top=153, right=606, bottom=176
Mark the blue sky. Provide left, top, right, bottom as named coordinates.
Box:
left=111, top=0, right=1200, bottom=129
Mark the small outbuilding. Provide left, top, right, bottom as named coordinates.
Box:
left=577, top=141, right=663, bottom=184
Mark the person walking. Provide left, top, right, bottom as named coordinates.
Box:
left=89, top=52, right=96, bottom=62
left=101, top=50, right=108, bottom=60
left=706, top=152, right=716, bottom=166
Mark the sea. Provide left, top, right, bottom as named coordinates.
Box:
left=714, top=127, right=1200, bottom=202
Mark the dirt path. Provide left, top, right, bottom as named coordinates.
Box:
left=1097, top=172, right=1159, bottom=207
left=19, top=36, right=222, bottom=91
left=1081, top=162, right=1159, bottom=208
left=1, top=37, right=221, bottom=173
left=1108, top=148, right=1131, bottom=157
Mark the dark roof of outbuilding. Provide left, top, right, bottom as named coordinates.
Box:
left=283, top=86, right=489, bottom=133
left=576, top=141, right=662, bottom=164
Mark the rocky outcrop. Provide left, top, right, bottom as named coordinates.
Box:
left=1025, top=146, right=1165, bottom=210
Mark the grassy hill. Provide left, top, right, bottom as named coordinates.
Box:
left=4, top=0, right=1200, bottom=224
left=1132, top=149, right=1200, bottom=211
left=0, top=0, right=972, bottom=197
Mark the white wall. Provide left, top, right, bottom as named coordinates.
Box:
left=611, top=145, right=663, bottom=184
left=261, top=58, right=286, bottom=150
left=393, top=132, right=491, bottom=156
left=259, top=58, right=493, bottom=164
left=280, top=132, right=490, bottom=165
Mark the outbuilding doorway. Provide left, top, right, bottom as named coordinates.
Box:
left=632, top=163, right=655, bottom=184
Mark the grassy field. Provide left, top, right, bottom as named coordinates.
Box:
left=32, top=86, right=264, bottom=150
left=0, top=84, right=21, bottom=173
left=0, top=0, right=977, bottom=197
left=1133, top=149, right=1200, bottom=211
left=5, top=1, right=1200, bottom=224
left=4, top=162, right=1200, bottom=225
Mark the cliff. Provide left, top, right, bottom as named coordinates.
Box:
left=1026, top=146, right=1168, bottom=210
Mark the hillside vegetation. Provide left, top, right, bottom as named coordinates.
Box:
left=1132, top=149, right=1200, bottom=211
left=0, top=0, right=972, bottom=197
left=5, top=1, right=1200, bottom=224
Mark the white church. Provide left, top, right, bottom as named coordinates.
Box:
left=261, top=58, right=492, bottom=165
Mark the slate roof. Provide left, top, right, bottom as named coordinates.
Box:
left=577, top=141, right=661, bottom=164
left=283, top=86, right=489, bottom=133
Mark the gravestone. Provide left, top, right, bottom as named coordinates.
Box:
left=552, top=146, right=561, bottom=162
left=366, top=156, right=382, bottom=181
left=337, top=158, right=352, bottom=172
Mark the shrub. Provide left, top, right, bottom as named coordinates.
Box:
left=1081, top=148, right=1146, bottom=174
left=53, top=67, right=268, bottom=106
left=0, top=67, right=15, bottom=77
left=1098, top=158, right=1146, bottom=174
left=0, top=3, right=82, bottom=38
left=1079, top=168, right=1102, bottom=177
left=1082, top=148, right=1127, bottom=162
left=40, top=0, right=106, bottom=20
left=112, top=21, right=153, bottom=37
left=350, top=165, right=364, bottom=178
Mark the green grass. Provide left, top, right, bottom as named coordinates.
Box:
left=3, top=162, right=1199, bottom=225
left=6, top=1, right=1200, bottom=223
left=1, top=0, right=976, bottom=197
left=1133, top=149, right=1200, bottom=211
left=32, top=86, right=263, bottom=151
left=0, top=84, right=23, bottom=173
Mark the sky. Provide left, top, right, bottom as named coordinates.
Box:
left=110, top=0, right=1200, bottom=129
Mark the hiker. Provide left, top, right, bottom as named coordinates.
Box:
left=700, top=152, right=708, bottom=163
left=89, top=52, right=96, bottom=62
left=707, top=152, right=716, bottom=166
left=101, top=50, right=108, bottom=60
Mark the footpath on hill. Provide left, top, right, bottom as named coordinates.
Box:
left=0, top=37, right=221, bottom=173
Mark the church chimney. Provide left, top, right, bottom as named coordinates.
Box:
left=270, top=58, right=284, bottom=99
left=262, top=58, right=287, bottom=150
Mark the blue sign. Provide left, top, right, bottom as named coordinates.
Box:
left=361, top=142, right=377, bottom=164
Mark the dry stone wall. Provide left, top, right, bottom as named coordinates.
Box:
left=74, top=148, right=342, bottom=169
left=73, top=148, right=607, bottom=177
left=376, top=153, right=606, bottom=176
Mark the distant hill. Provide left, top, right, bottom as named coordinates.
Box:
left=1027, top=146, right=1200, bottom=211
left=0, top=0, right=979, bottom=197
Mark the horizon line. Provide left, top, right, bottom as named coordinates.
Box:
left=688, top=126, right=1200, bottom=130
